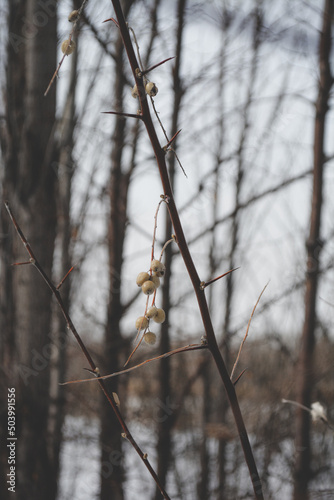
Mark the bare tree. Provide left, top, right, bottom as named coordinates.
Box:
left=0, top=1, right=58, bottom=498
left=293, top=1, right=333, bottom=499
left=154, top=0, right=187, bottom=497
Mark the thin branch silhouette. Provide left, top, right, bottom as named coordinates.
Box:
left=4, top=201, right=171, bottom=500
left=109, top=1, right=264, bottom=497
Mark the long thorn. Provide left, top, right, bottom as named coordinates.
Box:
left=102, top=110, right=142, bottom=119
left=163, top=129, right=182, bottom=151
left=200, top=267, right=240, bottom=290
left=140, top=57, right=175, bottom=76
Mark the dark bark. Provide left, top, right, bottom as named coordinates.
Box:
left=0, top=1, right=58, bottom=499
left=293, top=1, right=333, bottom=499
left=217, top=7, right=262, bottom=497
left=154, top=1, right=186, bottom=497
left=100, top=2, right=134, bottom=498
left=47, top=11, right=79, bottom=497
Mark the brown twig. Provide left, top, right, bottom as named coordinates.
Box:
left=124, top=331, right=146, bottom=367
left=109, top=1, right=264, bottom=497
left=103, top=17, right=119, bottom=28
left=61, top=344, right=207, bottom=385
left=230, top=282, right=269, bottom=381
left=151, top=197, right=167, bottom=262
left=44, top=0, right=89, bottom=96
left=233, top=367, right=248, bottom=386
left=4, top=201, right=171, bottom=500
left=57, top=266, right=75, bottom=290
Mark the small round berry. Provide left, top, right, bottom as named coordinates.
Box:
left=135, top=316, right=149, bottom=331
left=141, top=281, right=156, bottom=296
left=145, top=81, right=158, bottom=97
left=155, top=269, right=165, bottom=278
left=136, top=272, right=150, bottom=287
left=131, top=84, right=139, bottom=99
left=153, top=308, right=165, bottom=324
left=150, top=259, right=165, bottom=273
left=150, top=275, right=160, bottom=288
left=68, top=10, right=79, bottom=22
left=146, top=306, right=158, bottom=319
left=61, top=39, right=76, bottom=55
left=144, top=331, right=156, bottom=345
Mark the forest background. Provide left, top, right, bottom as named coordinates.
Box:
left=0, top=0, right=333, bottom=499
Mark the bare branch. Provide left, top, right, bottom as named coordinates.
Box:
left=5, top=202, right=171, bottom=500
left=61, top=344, right=207, bottom=385
left=230, top=282, right=269, bottom=381
left=110, top=1, right=264, bottom=497
left=44, top=0, right=89, bottom=96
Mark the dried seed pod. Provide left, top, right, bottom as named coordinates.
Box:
left=135, top=316, right=149, bottom=331
left=68, top=10, right=79, bottom=22
left=136, top=272, right=150, bottom=287
left=150, top=259, right=165, bottom=273
left=146, top=306, right=158, bottom=319
left=131, top=84, right=139, bottom=99
left=112, top=392, right=120, bottom=407
left=144, top=331, right=156, bottom=345
left=145, top=81, right=158, bottom=97
left=150, top=275, right=160, bottom=288
left=61, top=39, right=76, bottom=55
left=153, top=308, right=165, bottom=324
left=141, top=280, right=156, bottom=296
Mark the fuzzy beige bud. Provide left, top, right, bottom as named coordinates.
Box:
left=61, top=39, right=76, bottom=55
left=144, top=331, right=156, bottom=345
left=145, top=81, right=158, bottom=97
left=68, top=10, right=79, bottom=22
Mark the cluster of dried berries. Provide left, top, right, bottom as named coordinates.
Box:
left=135, top=259, right=166, bottom=345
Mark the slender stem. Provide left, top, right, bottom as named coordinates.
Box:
left=109, top=2, right=264, bottom=498
left=230, top=282, right=269, bottom=380
left=5, top=201, right=171, bottom=500
left=62, top=344, right=207, bottom=385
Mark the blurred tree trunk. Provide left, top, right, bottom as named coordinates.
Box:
left=48, top=3, right=79, bottom=495
left=100, top=2, right=134, bottom=498
left=293, top=1, right=333, bottom=499
left=217, top=6, right=262, bottom=497
left=0, top=1, right=58, bottom=499
left=154, top=0, right=186, bottom=497
left=197, top=9, right=228, bottom=496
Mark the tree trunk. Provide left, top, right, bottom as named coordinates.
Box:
left=100, top=3, right=134, bottom=497
left=0, top=1, right=58, bottom=499
left=48, top=9, right=79, bottom=496
left=154, top=0, right=186, bottom=497
left=293, top=1, right=333, bottom=499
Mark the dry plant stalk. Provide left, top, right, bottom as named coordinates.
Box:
left=4, top=202, right=171, bottom=500
left=108, top=1, right=264, bottom=498
left=8, top=2, right=266, bottom=497
left=44, top=0, right=89, bottom=96
left=230, top=282, right=269, bottom=381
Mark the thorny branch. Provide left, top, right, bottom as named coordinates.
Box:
left=61, top=344, right=208, bottom=385
left=44, top=0, right=89, bottom=96
left=109, top=0, right=264, bottom=498
left=4, top=202, right=171, bottom=500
